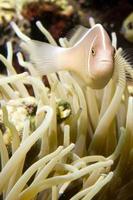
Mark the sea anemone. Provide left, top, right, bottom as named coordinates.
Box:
left=0, top=21, right=133, bottom=200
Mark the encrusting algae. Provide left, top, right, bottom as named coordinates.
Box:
left=0, top=18, right=133, bottom=200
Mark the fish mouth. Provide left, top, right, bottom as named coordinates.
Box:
left=93, top=59, right=114, bottom=79
left=100, top=59, right=113, bottom=63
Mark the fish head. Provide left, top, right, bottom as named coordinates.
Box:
left=87, top=24, right=115, bottom=88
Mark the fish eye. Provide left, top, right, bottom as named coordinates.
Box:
left=91, top=48, right=96, bottom=56
left=127, top=22, right=133, bottom=30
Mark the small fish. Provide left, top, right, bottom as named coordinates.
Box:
left=21, top=24, right=115, bottom=89
left=121, top=12, right=133, bottom=43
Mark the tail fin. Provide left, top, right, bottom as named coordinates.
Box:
left=21, top=40, right=61, bottom=75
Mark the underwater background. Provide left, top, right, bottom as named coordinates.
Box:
left=0, top=1, right=133, bottom=200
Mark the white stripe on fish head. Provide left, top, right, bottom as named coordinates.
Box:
left=89, top=24, right=112, bottom=52
left=97, top=24, right=106, bottom=50
left=86, top=24, right=114, bottom=88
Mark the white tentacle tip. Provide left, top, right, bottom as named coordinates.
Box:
left=10, top=21, right=31, bottom=42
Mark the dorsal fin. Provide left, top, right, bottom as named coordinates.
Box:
left=66, top=25, right=89, bottom=46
